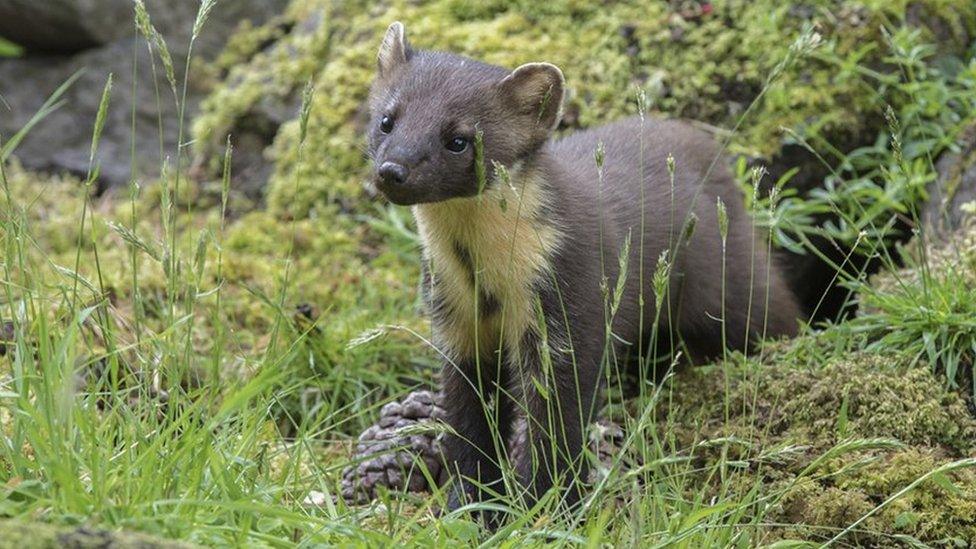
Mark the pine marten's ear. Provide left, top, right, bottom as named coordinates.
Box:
left=498, top=62, right=565, bottom=142
left=378, top=22, right=412, bottom=77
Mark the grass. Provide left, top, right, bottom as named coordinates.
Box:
left=0, top=38, right=20, bottom=58
left=1, top=1, right=976, bottom=547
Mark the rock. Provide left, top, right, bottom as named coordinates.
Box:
left=664, top=348, right=976, bottom=544
left=190, top=9, right=324, bottom=201
left=0, top=519, right=195, bottom=549
left=906, top=1, right=973, bottom=57
left=0, top=41, right=187, bottom=191
left=0, top=0, right=287, bottom=192
left=0, top=0, right=132, bottom=54
left=922, top=124, right=976, bottom=236
left=0, top=0, right=289, bottom=58
left=303, top=490, right=328, bottom=507
left=126, top=0, right=291, bottom=72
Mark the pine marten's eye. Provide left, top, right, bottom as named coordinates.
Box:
left=380, top=115, right=394, bottom=134
left=446, top=136, right=468, bottom=153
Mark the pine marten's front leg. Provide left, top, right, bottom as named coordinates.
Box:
left=441, top=355, right=515, bottom=512
left=510, top=296, right=601, bottom=511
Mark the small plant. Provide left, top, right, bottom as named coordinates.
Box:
left=853, top=222, right=976, bottom=395
left=763, top=27, right=976, bottom=261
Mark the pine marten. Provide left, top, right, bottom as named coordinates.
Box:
left=365, top=22, right=801, bottom=514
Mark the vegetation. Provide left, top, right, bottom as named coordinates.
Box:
left=194, top=0, right=976, bottom=219
left=1, top=0, right=975, bottom=546
left=0, top=37, right=19, bottom=57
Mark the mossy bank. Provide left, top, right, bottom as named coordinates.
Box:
left=193, top=0, right=975, bottom=218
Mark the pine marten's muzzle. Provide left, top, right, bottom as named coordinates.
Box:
left=375, top=160, right=419, bottom=205
left=378, top=161, right=408, bottom=187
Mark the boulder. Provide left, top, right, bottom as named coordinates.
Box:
left=0, top=0, right=132, bottom=54
left=0, top=41, right=186, bottom=190
left=0, top=0, right=288, bottom=56
left=922, top=124, right=976, bottom=235
left=0, top=0, right=288, bottom=191
left=0, top=520, right=194, bottom=549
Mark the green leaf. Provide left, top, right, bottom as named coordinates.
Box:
left=836, top=392, right=849, bottom=438
left=893, top=511, right=919, bottom=529
left=531, top=375, right=549, bottom=401
left=88, top=74, right=113, bottom=179
left=474, top=128, right=486, bottom=195
left=758, top=541, right=817, bottom=549
left=678, top=502, right=733, bottom=532
left=930, top=471, right=960, bottom=495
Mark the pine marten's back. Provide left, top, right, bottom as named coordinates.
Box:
left=544, top=117, right=799, bottom=356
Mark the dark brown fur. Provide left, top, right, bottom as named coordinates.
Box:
left=365, top=22, right=801, bottom=516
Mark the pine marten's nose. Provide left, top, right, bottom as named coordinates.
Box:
left=378, top=162, right=409, bottom=186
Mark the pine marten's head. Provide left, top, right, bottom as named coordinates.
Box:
left=366, top=22, right=565, bottom=205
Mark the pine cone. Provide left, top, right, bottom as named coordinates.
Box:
left=340, top=390, right=447, bottom=503
left=342, top=390, right=632, bottom=503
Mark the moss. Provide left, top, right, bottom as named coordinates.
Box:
left=192, top=0, right=976, bottom=218
left=655, top=341, right=976, bottom=544
left=0, top=520, right=194, bottom=549
left=774, top=480, right=876, bottom=541
left=745, top=351, right=976, bottom=543
left=749, top=352, right=975, bottom=452
left=665, top=347, right=976, bottom=450
left=771, top=450, right=976, bottom=545
left=841, top=449, right=976, bottom=543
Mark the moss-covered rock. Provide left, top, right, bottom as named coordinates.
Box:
left=923, top=124, right=976, bottom=234
left=657, top=344, right=976, bottom=545
left=772, top=452, right=976, bottom=545
left=839, top=449, right=976, bottom=544
left=870, top=216, right=976, bottom=295
left=0, top=520, right=195, bottom=549
left=664, top=346, right=974, bottom=447
left=192, top=0, right=975, bottom=218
